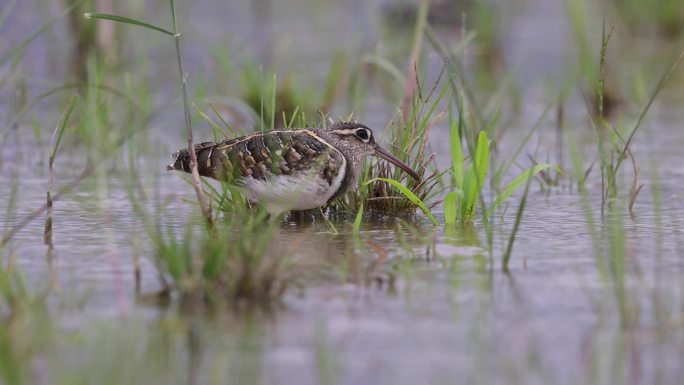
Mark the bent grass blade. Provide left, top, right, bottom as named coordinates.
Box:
left=84, top=13, right=174, bottom=36
left=365, top=178, right=438, bottom=225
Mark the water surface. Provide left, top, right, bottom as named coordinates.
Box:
left=1, top=0, right=683, bottom=384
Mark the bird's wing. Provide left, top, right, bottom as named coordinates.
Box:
left=189, top=130, right=344, bottom=186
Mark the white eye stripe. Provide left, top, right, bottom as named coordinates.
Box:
left=331, top=128, right=358, bottom=135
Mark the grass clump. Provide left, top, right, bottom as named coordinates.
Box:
left=592, top=21, right=683, bottom=214
left=444, top=116, right=554, bottom=225
left=150, top=211, right=291, bottom=307
left=330, top=69, right=445, bottom=220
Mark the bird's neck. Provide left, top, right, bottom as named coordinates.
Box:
left=315, top=129, right=364, bottom=201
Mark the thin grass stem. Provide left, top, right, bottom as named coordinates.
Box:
left=169, top=0, right=213, bottom=229
left=502, top=167, right=534, bottom=272
left=44, top=94, right=79, bottom=249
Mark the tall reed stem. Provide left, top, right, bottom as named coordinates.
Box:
left=169, top=0, right=213, bottom=229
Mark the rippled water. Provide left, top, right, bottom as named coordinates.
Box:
left=1, top=0, right=684, bottom=384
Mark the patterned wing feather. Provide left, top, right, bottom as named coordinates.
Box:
left=168, top=130, right=345, bottom=186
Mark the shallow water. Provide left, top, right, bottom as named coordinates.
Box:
left=1, top=0, right=684, bottom=384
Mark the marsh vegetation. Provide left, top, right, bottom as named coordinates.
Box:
left=1, top=0, right=684, bottom=384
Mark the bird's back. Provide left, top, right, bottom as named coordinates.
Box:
left=167, top=129, right=349, bottom=211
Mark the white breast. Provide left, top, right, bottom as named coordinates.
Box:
left=240, top=156, right=347, bottom=213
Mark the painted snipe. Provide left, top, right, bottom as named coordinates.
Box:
left=167, top=122, right=420, bottom=213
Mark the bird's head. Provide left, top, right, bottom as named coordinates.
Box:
left=325, top=122, right=420, bottom=181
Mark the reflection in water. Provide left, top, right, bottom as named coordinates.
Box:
left=187, top=322, right=201, bottom=385
left=443, top=222, right=480, bottom=246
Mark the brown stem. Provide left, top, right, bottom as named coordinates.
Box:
left=2, top=164, right=94, bottom=248
left=170, top=0, right=213, bottom=229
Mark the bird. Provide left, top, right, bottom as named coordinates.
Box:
left=167, top=121, right=421, bottom=213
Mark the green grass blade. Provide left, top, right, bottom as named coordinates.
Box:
left=84, top=12, right=174, bottom=36
left=450, top=112, right=464, bottom=188
left=462, top=131, right=489, bottom=218
left=270, top=73, right=277, bottom=130
left=418, top=79, right=449, bottom=130
left=474, top=131, right=489, bottom=190
left=487, top=164, right=556, bottom=216
left=353, top=203, right=364, bottom=233
left=461, top=167, right=475, bottom=218
left=444, top=191, right=458, bottom=225
left=365, top=178, right=438, bottom=225
left=49, top=94, right=79, bottom=165
left=502, top=167, right=534, bottom=272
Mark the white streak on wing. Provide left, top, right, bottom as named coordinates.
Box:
left=206, top=147, right=213, bottom=168
left=241, top=156, right=346, bottom=213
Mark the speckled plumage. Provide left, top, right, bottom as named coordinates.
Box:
left=168, top=122, right=419, bottom=212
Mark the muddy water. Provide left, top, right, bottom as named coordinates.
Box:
left=2, top=0, right=684, bottom=384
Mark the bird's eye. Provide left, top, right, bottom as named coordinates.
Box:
left=355, top=129, right=370, bottom=141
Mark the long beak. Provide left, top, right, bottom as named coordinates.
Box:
left=374, top=146, right=421, bottom=182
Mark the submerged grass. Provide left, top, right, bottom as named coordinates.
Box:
left=593, top=19, right=684, bottom=214
left=124, top=134, right=293, bottom=308
left=149, top=212, right=291, bottom=306
left=330, top=66, right=445, bottom=218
